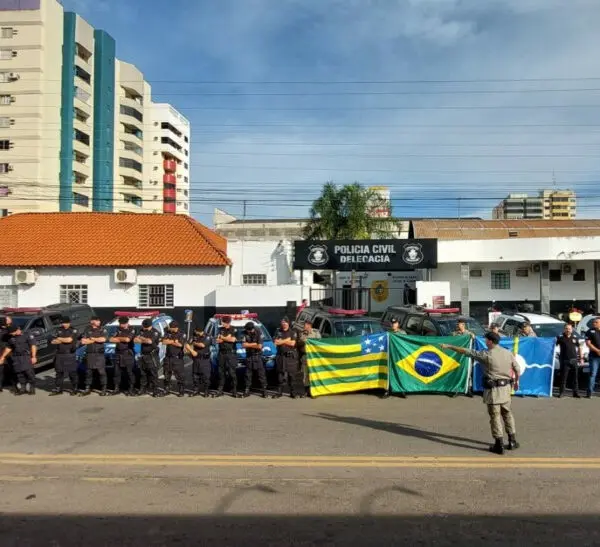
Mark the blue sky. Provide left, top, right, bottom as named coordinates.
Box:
left=63, top=0, right=600, bottom=225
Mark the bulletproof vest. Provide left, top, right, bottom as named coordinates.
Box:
left=165, top=331, right=185, bottom=359
left=56, top=327, right=77, bottom=354
left=85, top=327, right=105, bottom=354
left=245, top=330, right=261, bottom=356
left=219, top=327, right=236, bottom=353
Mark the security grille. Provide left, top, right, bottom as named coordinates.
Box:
left=139, top=284, right=174, bottom=308
left=60, top=285, right=88, bottom=304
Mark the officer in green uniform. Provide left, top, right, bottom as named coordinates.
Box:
left=443, top=332, right=521, bottom=455
left=452, top=319, right=475, bottom=339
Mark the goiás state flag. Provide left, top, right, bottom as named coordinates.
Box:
left=388, top=334, right=471, bottom=394
left=306, top=333, right=389, bottom=398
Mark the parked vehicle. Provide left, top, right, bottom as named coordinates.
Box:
left=294, top=306, right=384, bottom=338
left=380, top=305, right=486, bottom=337
left=576, top=314, right=599, bottom=337
left=0, top=304, right=95, bottom=368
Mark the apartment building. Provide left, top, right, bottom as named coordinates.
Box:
left=492, top=190, right=576, bottom=220
left=0, top=0, right=191, bottom=216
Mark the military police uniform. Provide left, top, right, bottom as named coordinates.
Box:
left=556, top=331, right=582, bottom=397
left=0, top=318, right=9, bottom=392
left=464, top=341, right=519, bottom=454
left=298, top=327, right=321, bottom=396
left=7, top=330, right=36, bottom=395
left=81, top=325, right=108, bottom=395
left=112, top=323, right=137, bottom=395
left=243, top=324, right=267, bottom=398
left=51, top=324, right=79, bottom=395
left=162, top=328, right=187, bottom=397
left=275, top=327, right=302, bottom=398
left=585, top=326, right=600, bottom=397
left=216, top=324, right=239, bottom=397
left=190, top=330, right=212, bottom=397
left=138, top=324, right=161, bottom=396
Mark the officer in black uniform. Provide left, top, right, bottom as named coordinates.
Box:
left=134, top=318, right=161, bottom=397
left=80, top=316, right=108, bottom=396
left=110, top=316, right=137, bottom=396
left=186, top=326, right=213, bottom=397
left=49, top=316, right=79, bottom=396
left=161, top=321, right=187, bottom=397
left=242, top=321, right=267, bottom=398
left=274, top=317, right=301, bottom=399
left=0, top=316, right=11, bottom=392
left=0, top=325, right=37, bottom=395
left=215, top=316, right=239, bottom=398
left=556, top=323, right=583, bottom=398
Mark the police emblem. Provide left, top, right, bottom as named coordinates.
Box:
left=402, top=243, right=424, bottom=265
left=307, top=244, right=329, bottom=267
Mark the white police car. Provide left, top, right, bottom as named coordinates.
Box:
left=204, top=312, right=276, bottom=369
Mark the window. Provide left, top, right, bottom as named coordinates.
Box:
left=503, top=319, right=520, bottom=337
left=184, top=136, right=189, bottom=143
left=184, top=149, right=188, bottom=156
left=184, top=163, right=188, bottom=169
left=574, top=269, right=586, bottom=282
left=30, top=318, right=45, bottom=331
left=123, top=193, right=142, bottom=207
left=73, top=172, right=86, bottom=185
left=0, top=95, right=13, bottom=105
left=75, top=65, right=91, bottom=84
left=184, top=176, right=188, bottom=183
left=119, top=157, right=142, bottom=172
left=161, top=121, right=182, bottom=138
left=60, top=284, right=88, bottom=304
left=515, top=268, right=529, bottom=277
left=0, top=140, right=9, bottom=150
left=421, top=319, right=437, bottom=336
left=405, top=315, right=422, bottom=335
left=0, top=73, right=7, bottom=83
left=76, top=43, right=92, bottom=62
left=74, top=86, right=90, bottom=104
left=549, top=269, right=562, bottom=282
left=0, top=163, right=10, bottom=173
left=161, top=136, right=182, bottom=151
left=469, top=269, right=482, bottom=278
left=139, top=284, right=174, bottom=308
left=74, top=151, right=87, bottom=164
left=123, top=140, right=143, bottom=156
left=73, top=192, right=89, bottom=207
left=243, top=274, right=267, bottom=285
left=491, top=270, right=510, bottom=290
left=0, top=117, right=10, bottom=128
left=1, top=28, right=15, bottom=39
left=73, top=128, right=90, bottom=146
left=0, top=209, right=8, bottom=217
left=120, top=105, right=143, bottom=122
left=0, top=49, right=15, bottom=60
left=74, top=107, right=88, bottom=123
left=320, top=320, right=332, bottom=338
left=0, top=186, right=9, bottom=197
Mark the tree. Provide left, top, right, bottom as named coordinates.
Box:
left=303, top=182, right=395, bottom=240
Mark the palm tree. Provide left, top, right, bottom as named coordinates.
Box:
left=303, top=182, right=395, bottom=240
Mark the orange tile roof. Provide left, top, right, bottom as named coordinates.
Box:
left=0, top=213, right=231, bottom=267
left=412, top=219, right=600, bottom=240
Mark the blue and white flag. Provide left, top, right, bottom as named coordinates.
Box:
left=472, top=337, right=555, bottom=397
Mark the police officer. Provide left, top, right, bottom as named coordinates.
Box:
left=134, top=318, right=160, bottom=397
left=0, top=316, right=11, bottom=393
left=242, top=321, right=267, bottom=398
left=520, top=322, right=537, bottom=338
left=215, top=316, right=239, bottom=398
left=585, top=317, right=600, bottom=398
left=443, top=332, right=520, bottom=455
left=0, top=325, right=37, bottom=395
left=161, top=321, right=187, bottom=397
left=390, top=317, right=406, bottom=334
left=274, top=317, right=302, bottom=399
left=109, top=316, right=136, bottom=396
left=452, top=319, right=475, bottom=339
left=556, top=323, right=583, bottom=398
left=297, top=319, right=321, bottom=397
left=80, top=316, right=108, bottom=396
left=49, top=316, right=79, bottom=396
left=186, top=326, right=213, bottom=398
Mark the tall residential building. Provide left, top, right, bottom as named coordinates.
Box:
left=368, top=185, right=392, bottom=218
left=492, top=190, right=576, bottom=220
left=0, top=0, right=191, bottom=216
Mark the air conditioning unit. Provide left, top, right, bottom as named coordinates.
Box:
left=114, top=268, right=137, bottom=284
left=153, top=151, right=158, bottom=156
left=7, top=72, right=20, bottom=81
left=561, top=263, right=572, bottom=274
left=530, top=264, right=541, bottom=273
left=7, top=165, right=14, bottom=171
left=14, top=269, right=36, bottom=285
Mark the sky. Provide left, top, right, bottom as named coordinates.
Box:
left=62, top=0, right=600, bottom=226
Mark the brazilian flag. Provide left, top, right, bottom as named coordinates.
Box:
left=388, top=334, right=471, bottom=394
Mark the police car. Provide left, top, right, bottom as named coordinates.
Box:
left=204, top=312, right=276, bottom=369
left=77, top=311, right=173, bottom=372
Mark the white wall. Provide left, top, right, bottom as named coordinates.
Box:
left=215, top=285, right=305, bottom=308
left=0, top=267, right=227, bottom=308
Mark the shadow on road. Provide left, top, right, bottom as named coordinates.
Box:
left=307, top=412, right=489, bottom=451
left=0, top=513, right=597, bottom=546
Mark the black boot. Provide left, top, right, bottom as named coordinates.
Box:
left=80, top=388, right=92, bottom=397
left=203, top=389, right=210, bottom=398
left=28, top=386, right=36, bottom=395
left=189, top=389, right=200, bottom=397
left=489, top=438, right=505, bottom=455
left=49, top=389, right=63, bottom=397
left=70, top=389, right=79, bottom=396
left=177, top=386, right=185, bottom=398
left=558, top=391, right=564, bottom=398
left=587, top=390, right=592, bottom=399
left=112, top=389, right=121, bottom=396
left=244, top=389, right=251, bottom=398
left=506, top=434, right=520, bottom=450
left=261, top=389, right=268, bottom=399
left=573, top=391, right=581, bottom=398
left=99, top=388, right=108, bottom=397
left=213, top=390, right=224, bottom=398
left=272, top=387, right=283, bottom=399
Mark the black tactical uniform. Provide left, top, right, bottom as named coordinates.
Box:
left=81, top=324, right=108, bottom=396
left=137, top=320, right=160, bottom=397
left=243, top=323, right=267, bottom=398
left=216, top=322, right=239, bottom=397
left=112, top=319, right=136, bottom=395
left=0, top=318, right=9, bottom=392
left=189, top=330, right=212, bottom=397
left=557, top=331, right=582, bottom=398
left=50, top=320, right=79, bottom=395
left=6, top=329, right=36, bottom=395
left=274, top=326, right=301, bottom=398
left=162, top=324, right=187, bottom=397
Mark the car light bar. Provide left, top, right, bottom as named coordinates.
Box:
left=1, top=307, right=43, bottom=313
left=327, top=308, right=367, bottom=316
left=214, top=313, right=259, bottom=320
left=424, top=308, right=460, bottom=314
left=114, top=311, right=160, bottom=318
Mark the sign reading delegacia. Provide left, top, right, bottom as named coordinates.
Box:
left=293, top=239, right=438, bottom=271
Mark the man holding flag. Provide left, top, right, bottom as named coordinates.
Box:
left=442, top=332, right=521, bottom=455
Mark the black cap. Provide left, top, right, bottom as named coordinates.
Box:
left=91, top=316, right=101, bottom=322
left=118, top=317, right=129, bottom=325
left=245, top=321, right=254, bottom=330
left=485, top=332, right=500, bottom=344
left=142, top=319, right=152, bottom=328
left=221, top=315, right=232, bottom=324
left=8, top=325, right=20, bottom=334
left=61, top=316, right=71, bottom=323
left=169, top=321, right=179, bottom=329
left=281, top=316, right=290, bottom=324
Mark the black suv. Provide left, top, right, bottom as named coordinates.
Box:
left=0, top=304, right=95, bottom=367
left=381, top=305, right=485, bottom=337
left=294, top=306, right=385, bottom=338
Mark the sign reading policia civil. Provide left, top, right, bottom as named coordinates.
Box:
left=293, top=239, right=438, bottom=271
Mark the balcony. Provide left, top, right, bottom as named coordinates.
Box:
left=164, top=159, right=177, bottom=173
left=163, top=173, right=176, bottom=184
left=120, top=103, right=143, bottom=123
left=163, top=200, right=176, bottom=214
left=120, top=124, right=143, bottom=144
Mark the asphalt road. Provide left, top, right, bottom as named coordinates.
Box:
left=0, top=379, right=599, bottom=546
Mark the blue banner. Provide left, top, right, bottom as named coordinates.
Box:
left=472, top=337, right=555, bottom=397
